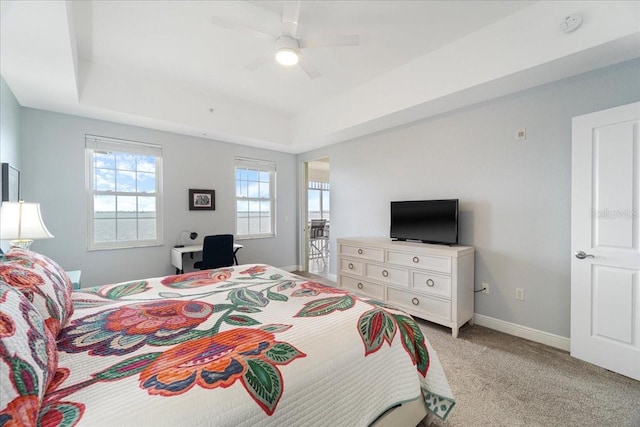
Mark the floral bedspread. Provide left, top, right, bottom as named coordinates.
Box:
left=41, top=265, right=455, bottom=426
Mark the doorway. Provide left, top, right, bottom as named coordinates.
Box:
left=303, top=158, right=330, bottom=276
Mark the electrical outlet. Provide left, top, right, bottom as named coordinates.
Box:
left=517, top=128, right=526, bottom=141
left=482, top=282, right=490, bottom=294
left=516, top=288, right=525, bottom=301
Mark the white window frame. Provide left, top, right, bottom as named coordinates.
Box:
left=85, top=135, right=163, bottom=250
left=308, top=181, right=330, bottom=220
left=235, top=157, right=276, bottom=239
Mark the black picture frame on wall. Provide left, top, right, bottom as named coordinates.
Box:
left=189, top=189, right=215, bottom=211
left=1, top=163, right=20, bottom=202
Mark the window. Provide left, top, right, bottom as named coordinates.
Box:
left=235, top=157, right=276, bottom=238
left=85, top=135, right=163, bottom=250
left=308, top=181, right=330, bottom=221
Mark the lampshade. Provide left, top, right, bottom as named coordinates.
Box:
left=0, top=201, right=54, bottom=249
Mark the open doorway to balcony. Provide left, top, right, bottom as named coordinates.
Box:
left=305, top=158, right=330, bottom=277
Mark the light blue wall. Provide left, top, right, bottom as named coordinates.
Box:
left=0, top=76, right=22, bottom=252
left=20, top=109, right=299, bottom=286
left=297, top=58, right=640, bottom=338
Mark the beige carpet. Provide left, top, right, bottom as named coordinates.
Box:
left=293, top=272, right=640, bottom=427
left=416, top=321, right=640, bottom=427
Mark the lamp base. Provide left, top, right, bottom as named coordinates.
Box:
left=10, top=239, right=34, bottom=250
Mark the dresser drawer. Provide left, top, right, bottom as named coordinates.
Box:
left=366, top=264, right=409, bottom=287
left=387, top=288, right=451, bottom=322
left=412, top=271, right=452, bottom=299
left=340, top=258, right=364, bottom=276
left=339, top=244, right=384, bottom=262
left=340, top=275, right=384, bottom=299
left=386, top=250, right=452, bottom=274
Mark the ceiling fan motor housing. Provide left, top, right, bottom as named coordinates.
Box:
left=275, top=35, right=300, bottom=51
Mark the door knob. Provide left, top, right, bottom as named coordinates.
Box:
left=575, top=251, right=595, bottom=259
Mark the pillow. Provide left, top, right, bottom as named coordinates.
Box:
left=0, top=249, right=73, bottom=336
left=0, top=282, right=58, bottom=426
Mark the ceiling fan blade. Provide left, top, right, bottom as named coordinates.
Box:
left=282, top=0, right=301, bottom=37
left=211, top=16, right=276, bottom=41
left=297, top=52, right=321, bottom=79
left=299, top=35, right=360, bottom=48
left=244, top=53, right=274, bottom=71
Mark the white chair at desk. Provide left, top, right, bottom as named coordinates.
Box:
left=171, top=243, right=243, bottom=274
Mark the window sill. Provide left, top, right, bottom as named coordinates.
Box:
left=86, top=242, right=164, bottom=251
left=235, top=234, right=275, bottom=241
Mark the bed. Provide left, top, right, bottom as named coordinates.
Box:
left=0, top=248, right=455, bottom=426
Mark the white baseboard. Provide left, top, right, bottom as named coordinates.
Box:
left=473, top=314, right=570, bottom=352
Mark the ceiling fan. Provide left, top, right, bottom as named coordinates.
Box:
left=211, top=1, right=359, bottom=79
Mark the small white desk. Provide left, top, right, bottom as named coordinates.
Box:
left=171, top=243, right=243, bottom=274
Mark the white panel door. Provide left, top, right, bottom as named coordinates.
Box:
left=571, top=102, right=640, bottom=381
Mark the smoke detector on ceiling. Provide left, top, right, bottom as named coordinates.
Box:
left=560, top=14, right=583, bottom=33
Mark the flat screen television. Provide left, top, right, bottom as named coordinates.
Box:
left=390, top=199, right=458, bottom=245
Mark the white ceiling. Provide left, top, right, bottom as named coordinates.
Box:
left=1, top=1, right=639, bottom=153
left=74, top=0, right=533, bottom=114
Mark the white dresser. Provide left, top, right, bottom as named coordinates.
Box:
left=337, top=237, right=475, bottom=337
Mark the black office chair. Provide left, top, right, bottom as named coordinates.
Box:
left=193, top=234, right=235, bottom=270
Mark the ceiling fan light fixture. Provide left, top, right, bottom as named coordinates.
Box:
left=275, top=47, right=299, bottom=66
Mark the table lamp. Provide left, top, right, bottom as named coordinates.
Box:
left=175, top=230, right=198, bottom=248
left=0, top=200, right=54, bottom=249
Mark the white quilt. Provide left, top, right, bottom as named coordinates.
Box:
left=40, top=265, right=455, bottom=426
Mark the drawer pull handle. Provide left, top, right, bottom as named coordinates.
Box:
left=348, top=263, right=354, bottom=270
left=382, top=270, right=389, bottom=278
left=426, top=279, right=435, bottom=287
left=357, top=282, right=363, bottom=290
left=358, top=249, right=363, bottom=255
left=413, top=256, right=419, bottom=263
left=411, top=297, right=420, bottom=306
